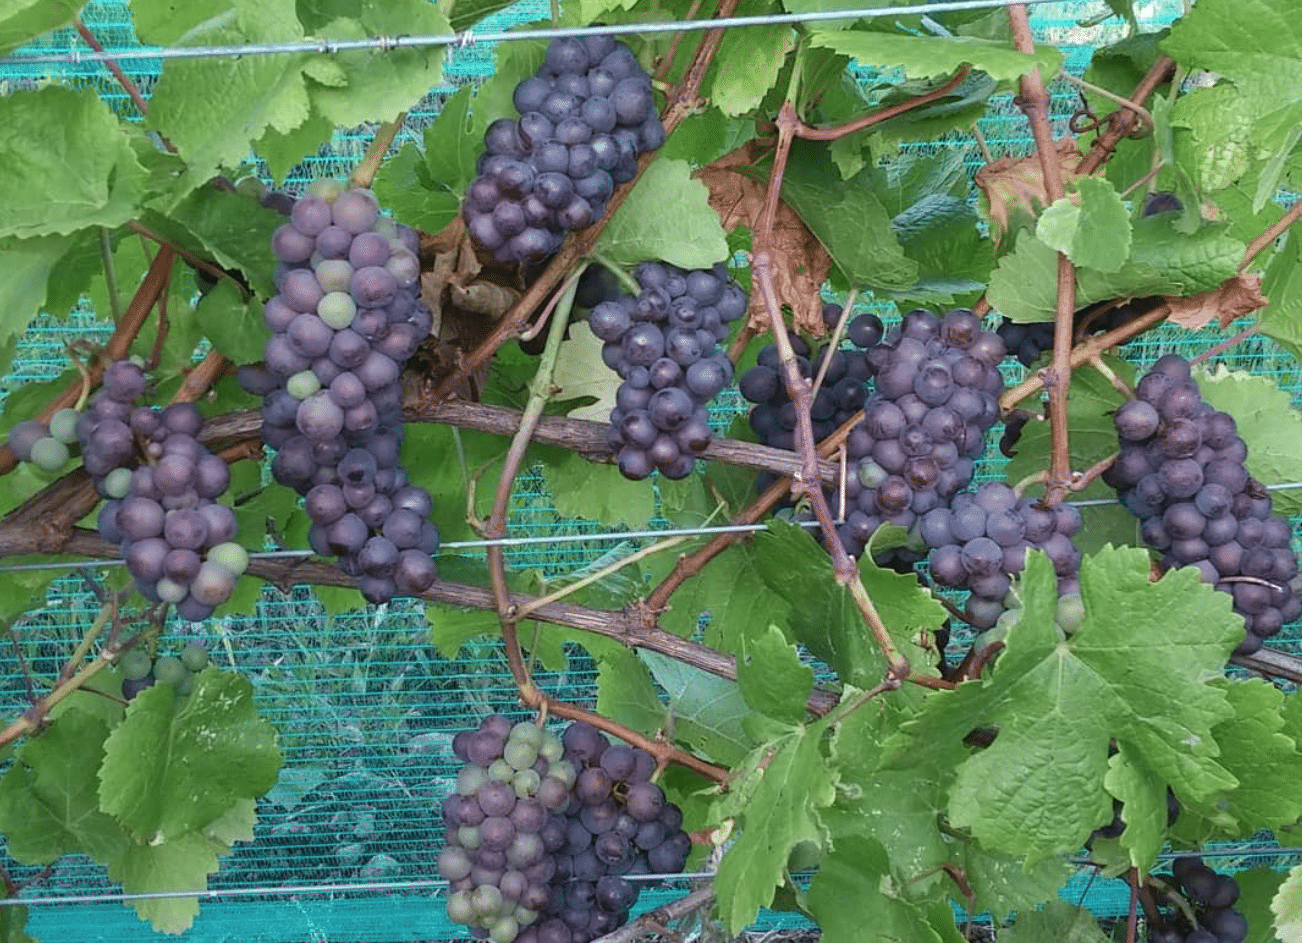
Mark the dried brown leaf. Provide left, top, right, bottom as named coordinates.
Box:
left=697, top=140, right=833, bottom=337
left=1164, top=272, right=1267, bottom=330
left=976, top=138, right=1084, bottom=252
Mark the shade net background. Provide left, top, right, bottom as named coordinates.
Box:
left=1, top=0, right=1300, bottom=940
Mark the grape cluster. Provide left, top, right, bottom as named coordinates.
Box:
left=739, top=303, right=883, bottom=453
left=440, top=715, right=692, bottom=943
left=256, top=180, right=440, bottom=604
left=464, top=35, right=665, bottom=264
left=75, top=360, right=249, bottom=620
left=1149, top=857, right=1247, bottom=943
left=596, top=261, right=748, bottom=480
left=1103, top=355, right=1300, bottom=654
left=996, top=299, right=1154, bottom=368
left=7, top=407, right=82, bottom=474
left=834, top=309, right=1007, bottom=562
left=117, top=642, right=210, bottom=700
left=920, top=481, right=1082, bottom=629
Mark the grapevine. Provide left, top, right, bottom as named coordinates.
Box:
left=0, top=5, right=1299, bottom=943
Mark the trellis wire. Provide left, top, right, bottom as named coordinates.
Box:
left=1, top=0, right=1067, bottom=67
left=3, top=1, right=1300, bottom=940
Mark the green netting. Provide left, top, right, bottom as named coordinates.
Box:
left=2, top=1, right=1301, bottom=941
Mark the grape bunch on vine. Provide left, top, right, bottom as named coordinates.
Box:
left=0, top=2, right=1301, bottom=943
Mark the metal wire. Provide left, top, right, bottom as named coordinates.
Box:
left=0, top=481, right=1298, bottom=575
left=2, top=0, right=1065, bottom=67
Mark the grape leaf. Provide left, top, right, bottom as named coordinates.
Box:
left=550, top=319, right=618, bottom=422
left=0, top=0, right=80, bottom=54
left=1036, top=177, right=1131, bottom=273
left=956, top=844, right=1069, bottom=923
left=1104, top=743, right=1168, bottom=875
left=194, top=280, right=270, bottom=365
left=712, top=716, right=837, bottom=932
left=104, top=830, right=225, bottom=933
left=0, top=899, right=34, bottom=943
left=806, top=27, right=1060, bottom=84
left=640, top=650, right=753, bottom=765
left=1229, top=868, right=1287, bottom=943
left=534, top=445, right=654, bottom=528
left=887, top=549, right=1243, bottom=863
left=1000, top=900, right=1112, bottom=942
left=257, top=108, right=336, bottom=186
left=0, top=708, right=129, bottom=865
left=0, top=233, right=71, bottom=359
left=772, top=140, right=918, bottom=292
left=1194, top=364, right=1302, bottom=516
left=373, top=140, right=463, bottom=233
left=446, top=0, right=519, bottom=31
left=594, top=646, right=666, bottom=736
left=1258, top=229, right=1302, bottom=361
left=1274, top=864, right=1302, bottom=943
left=656, top=541, right=791, bottom=651
left=98, top=669, right=283, bottom=842
left=1203, top=679, right=1302, bottom=833
left=736, top=624, right=813, bottom=724
left=806, top=835, right=944, bottom=943
left=710, top=0, right=793, bottom=117
left=147, top=0, right=312, bottom=185
left=1169, top=84, right=1256, bottom=194
left=595, top=159, right=729, bottom=270
left=0, top=86, right=149, bottom=239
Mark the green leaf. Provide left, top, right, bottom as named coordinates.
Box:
left=1104, top=744, right=1168, bottom=874
left=98, top=668, right=283, bottom=842
left=446, top=0, right=519, bottom=31
left=534, top=446, right=654, bottom=528
left=426, top=601, right=502, bottom=659
left=257, top=108, right=336, bottom=186
left=806, top=27, right=1060, bottom=84
left=0, top=898, right=35, bottom=943
left=1259, top=230, right=1302, bottom=361
left=595, top=159, right=729, bottom=270
left=713, top=717, right=837, bottom=932
left=656, top=541, right=791, bottom=650
left=306, top=1, right=450, bottom=129
left=737, top=624, right=813, bottom=724
left=594, top=646, right=666, bottom=736
left=710, top=0, right=792, bottom=117
left=0, top=0, right=81, bottom=55
left=771, top=140, right=916, bottom=290
left=640, top=650, right=753, bottom=766
left=0, top=233, right=71, bottom=348
left=1003, top=357, right=1140, bottom=556
left=551, top=319, right=618, bottom=422
left=1169, top=84, right=1257, bottom=194
left=373, top=140, right=462, bottom=233
left=1229, top=867, right=1287, bottom=943
left=806, top=835, right=944, bottom=943
left=888, top=549, right=1242, bottom=863
left=420, top=84, right=479, bottom=195
left=1036, top=177, right=1131, bottom=273
left=957, top=844, right=1069, bottom=923
left=194, top=280, right=270, bottom=364
left=139, top=182, right=282, bottom=298
left=1203, top=678, right=1302, bottom=833
left=105, top=830, right=226, bottom=933
left=1194, top=364, right=1302, bottom=516
left=0, top=708, right=129, bottom=865
left=1000, top=900, right=1112, bottom=942
left=0, top=86, right=149, bottom=238
left=148, top=0, right=311, bottom=184
left=1273, top=864, right=1302, bottom=943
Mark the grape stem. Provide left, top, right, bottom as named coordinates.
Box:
left=349, top=116, right=406, bottom=191
left=1075, top=56, right=1176, bottom=176
left=72, top=16, right=157, bottom=131
left=1008, top=3, right=1077, bottom=505
left=99, top=227, right=124, bottom=323
left=1125, top=867, right=1140, bottom=943
left=1089, top=352, right=1135, bottom=399
left=653, top=0, right=710, bottom=82
left=1240, top=197, right=1302, bottom=272
left=145, top=245, right=173, bottom=372
left=589, top=886, right=717, bottom=943
left=809, top=288, right=858, bottom=403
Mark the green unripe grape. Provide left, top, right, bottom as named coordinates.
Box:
left=513, top=907, right=537, bottom=927
left=456, top=765, right=489, bottom=796
left=456, top=825, right=481, bottom=849
left=30, top=437, right=70, bottom=472
left=206, top=541, right=250, bottom=576
left=103, top=467, right=134, bottom=499
left=287, top=370, right=322, bottom=400
left=177, top=672, right=195, bottom=696
left=503, top=740, right=538, bottom=772
left=438, top=846, right=473, bottom=881
left=511, top=769, right=541, bottom=798
left=317, top=291, right=357, bottom=330
left=119, top=647, right=153, bottom=681
left=489, top=915, right=519, bottom=943
left=306, top=178, right=345, bottom=202
left=373, top=216, right=398, bottom=240
left=48, top=408, right=80, bottom=445
left=538, top=734, right=563, bottom=763
left=155, top=577, right=188, bottom=604
left=153, top=655, right=187, bottom=686
left=488, top=759, right=515, bottom=782
left=509, top=721, right=544, bottom=750
left=446, top=890, right=476, bottom=924
left=180, top=642, right=209, bottom=672
left=471, top=884, right=503, bottom=919
left=1056, top=593, right=1085, bottom=635
left=994, top=607, right=1021, bottom=634
left=547, top=761, right=576, bottom=789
